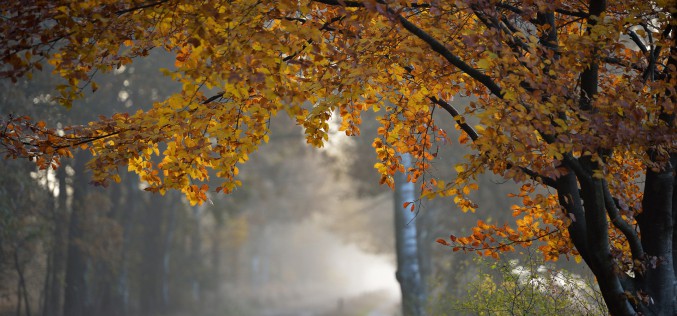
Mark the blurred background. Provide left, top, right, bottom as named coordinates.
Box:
left=0, top=51, right=603, bottom=316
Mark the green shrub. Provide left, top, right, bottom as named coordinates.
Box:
left=430, top=256, right=607, bottom=315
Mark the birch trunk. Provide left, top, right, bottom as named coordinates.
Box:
left=394, top=153, right=425, bottom=316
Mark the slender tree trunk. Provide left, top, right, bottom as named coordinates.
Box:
left=161, top=193, right=178, bottom=311
left=394, top=153, right=425, bottom=316
left=139, top=192, right=172, bottom=315
left=43, top=165, right=68, bottom=316
left=16, top=273, right=21, bottom=316
left=14, top=247, right=31, bottom=316
left=189, top=204, right=202, bottom=307
left=63, top=152, right=90, bottom=316
left=416, top=208, right=432, bottom=296
left=91, top=180, right=124, bottom=316
left=41, top=251, right=52, bottom=316
left=112, top=174, right=138, bottom=316
left=210, top=219, right=223, bottom=298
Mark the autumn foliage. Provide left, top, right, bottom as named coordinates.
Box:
left=1, top=0, right=675, bottom=314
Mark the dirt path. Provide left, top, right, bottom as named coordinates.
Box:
left=259, top=290, right=399, bottom=316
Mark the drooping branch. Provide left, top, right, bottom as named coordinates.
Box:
left=312, top=0, right=430, bottom=9
left=602, top=180, right=644, bottom=261
left=496, top=2, right=588, bottom=19
left=429, top=97, right=556, bottom=187
left=312, top=0, right=366, bottom=8
left=394, top=14, right=504, bottom=97
left=202, top=92, right=225, bottom=104
left=429, top=97, right=478, bottom=140
left=469, top=5, right=532, bottom=55
left=282, top=15, right=345, bottom=62
left=116, top=0, right=171, bottom=15
left=313, top=0, right=504, bottom=97
left=628, top=29, right=649, bottom=54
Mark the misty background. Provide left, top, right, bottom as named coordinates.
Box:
left=0, top=50, right=597, bottom=316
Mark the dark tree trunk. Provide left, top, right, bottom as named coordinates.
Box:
left=557, top=1, right=672, bottom=314
left=14, top=248, right=31, bottom=316
left=63, top=152, right=90, bottom=316
left=636, top=158, right=676, bottom=314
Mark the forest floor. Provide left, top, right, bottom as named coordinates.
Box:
left=258, top=289, right=400, bottom=316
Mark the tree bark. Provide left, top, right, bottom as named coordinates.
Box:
left=394, top=153, right=426, bottom=316
left=637, top=159, right=675, bottom=314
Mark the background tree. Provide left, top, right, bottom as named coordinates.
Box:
left=394, top=153, right=426, bottom=316
left=1, top=1, right=675, bottom=315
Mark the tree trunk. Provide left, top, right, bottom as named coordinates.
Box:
left=42, top=165, right=66, bottom=316
left=91, top=178, right=124, bottom=316
left=112, top=174, right=139, bottom=316
left=394, top=153, right=425, bottom=316
left=188, top=204, right=201, bottom=307
left=138, top=193, right=165, bottom=315
left=636, top=157, right=675, bottom=314
left=161, top=193, right=178, bottom=311
left=14, top=247, right=31, bottom=316
left=63, top=152, right=90, bottom=316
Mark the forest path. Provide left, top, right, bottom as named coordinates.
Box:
left=259, top=289, right=399, bottom=316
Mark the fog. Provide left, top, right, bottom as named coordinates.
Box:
left=204, top=121, right=403, bottom=315
left=0, top=50, right=601, bottom=316
left=235, top=218, right=400, bottom=315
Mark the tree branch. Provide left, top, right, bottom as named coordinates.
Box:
left=395, top=14, right=504, bottom=97
left=116, top=0, right=171, bottom=15
left=430, top=97, right=556, bottom=187
left=628, top=29, right=648, bottom=53
left=496, top=2, right=588, bottom=19
left=312, top=0, right=430, bottom=9
left=602, top=180, right=644, bottom=261
left=202, top=92, right=224, bottom=104
left=429, top=97, right=478, bottom=140
left=313, top=0, right=504, bottom=97
left=312, top=0, right=365, bottom=8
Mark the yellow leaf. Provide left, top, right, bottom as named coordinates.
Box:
left=476, top=59, right=490, bottom=69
